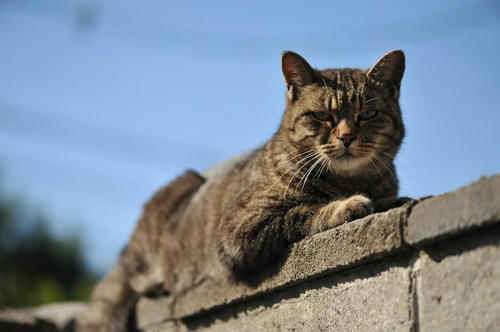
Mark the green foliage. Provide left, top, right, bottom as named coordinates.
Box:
left=0, top=183, right=97, bottom=307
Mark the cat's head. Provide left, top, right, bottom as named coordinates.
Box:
left=280, top=50, right=405, bottom=176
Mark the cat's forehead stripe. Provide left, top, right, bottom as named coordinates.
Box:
left=326, top=70, right=367, bottom=110
left=330, top=95, right=337, bottom=111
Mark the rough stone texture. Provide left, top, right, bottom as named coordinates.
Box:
left=155, top=263, right=412, bottom=332
left=0, top=308, right=56, bottom=332
left=416, top=226, right=500, bottom=332
left=0, top=302, right=86, bottom=332
left=136, top=297, right=172, bottom=330
left=406, top=175, right=500, bottom=245
left=137, top=174, right=500, bottom=331
left=137, top=204, right=409, bottom=325
left=3, top=175, right=499, bottom=332
left=146, top=321, right=184, bottom=332
left=31, top=302, right=87, bottom=331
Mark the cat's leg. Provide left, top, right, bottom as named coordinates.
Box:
left=75, top=263, right=135, bottom=332
left=76, top=170, right=206, bottom=331
left=217, top=194, right=374, bottom=276
left=217, top=200, right=312, bottom=276
left=309, top=195, right=374, bottom=233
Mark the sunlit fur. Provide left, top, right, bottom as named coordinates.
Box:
left=78, top=50, right=407, bottom=332
left=280, top=68, right=404, bottom=180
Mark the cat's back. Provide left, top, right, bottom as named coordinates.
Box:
left=187, top=147, right=263, bottom=217
left=202, top=147, right=262, bottom=180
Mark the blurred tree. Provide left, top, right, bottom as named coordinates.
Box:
left=0, top=178, right=97, bottom=307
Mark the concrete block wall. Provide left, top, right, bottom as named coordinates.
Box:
left=1, top=175, right=498, bottom=331
left=138, top=175, right=500, bottom=332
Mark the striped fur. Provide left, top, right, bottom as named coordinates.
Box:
left=77, top=50, right=406, bottom=331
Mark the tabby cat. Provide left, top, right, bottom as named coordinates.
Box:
left=77, top=49, right=406, bottom=331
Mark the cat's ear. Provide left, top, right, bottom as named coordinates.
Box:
left=367, top=50, right=405, bottom=88
left=281, top=51, right=316, bottom=87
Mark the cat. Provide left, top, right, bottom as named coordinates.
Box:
left=76, top=49, right=406, bottom=332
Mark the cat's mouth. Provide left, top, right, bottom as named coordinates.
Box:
left=330, top=146, right=362, bottom=160
left=338, top=149, right=356, bottom=158
left=320, top=146, right=374, bottom=174
left=320, top=147, right=358, bottom=161
left=335, top=150, right=366, bottom=165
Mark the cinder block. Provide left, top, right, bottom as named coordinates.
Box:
left=174, top=264, right=413, bottom=332
left=168, top=205, right=409, bottom=320
left=406, top=175, right=500, bottom=245
left=136, top=297, right=172, bottom=330
left=146, top=320, right=186, bottom=332
left=417, top=232, right=500, bottom=332
left=138, top=175, right=500, bottom=332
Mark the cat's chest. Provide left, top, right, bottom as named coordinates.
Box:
left=296, top=176, right=387, bottom=202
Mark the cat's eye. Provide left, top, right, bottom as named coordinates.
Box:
left=312, top=112, right=333, bottom=122
left=358, top=110, right=378, bottom=120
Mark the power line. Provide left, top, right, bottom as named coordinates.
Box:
left=2, top=0, right=499, bottom=60
left=0, top=101, right=222, bottom=170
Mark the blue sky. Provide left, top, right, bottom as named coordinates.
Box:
left=1, top=0, right=499, bottom=274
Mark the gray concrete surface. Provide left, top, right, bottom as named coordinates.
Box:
left=2, top=174, right=499, bottom=332
left=406, top=175, right=500, bottom=245
left=416, top=228, right=500, bottom=332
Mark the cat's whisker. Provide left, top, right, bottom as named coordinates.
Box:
left=288, top=149, right=320, bottom=161
left=268, top=149, right=317, bottom=184
left=285, top=150, right=319, bottom=174
left=361, top=146, right=398, bottom=157
left=299, top=151, right=322, bottom=180
left=362, top=149, right=397, bottom=162
left=360, top=140, right=395, bottom=147
left=273, top=150, right=306, bottom=175
left=314, top=157, right=328, bottom=180
left=358, top=131, right=397, bottom=150
left=330, top=149, right=346, bottom=160
left=364, top=97, right=380, bottom=104
left=321, top=143, right=338, bottom=149
left=265, top=150, right=319, bottom=195
left=85, top=50, right=408, bottom=331
left=357, top=144, right=397, bottom=160
left=282, top=151, right=322, bottom=204
left=268, top=151, right=298, bottom=177
left=327, top=159, right=334, bottom=173
left=375, top=150, right=396, bottom=160
left=283, top=152, right=320, bottom=203
left=298, top=154, right=323, bottom=193
left=269, top=149, right=316, bottom=177
left=263, top=150, right=319, bottom=196
left=327, top=157, right=343, bottom=175
left=368, top=157, right=384, bottom=182
left=352, top=145, right=392, bottom=178
left=321, top=147, right=340, bottom=154
left=359, top=142, right=398, bottom=152
left=370, top=154, right=398, bottom=183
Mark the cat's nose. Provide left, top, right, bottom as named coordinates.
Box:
left=338, top=134, right=355, bottom=148
left=335, top=119, right=356, bottom=148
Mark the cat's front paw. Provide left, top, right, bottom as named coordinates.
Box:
left=332, top=195, right=374, bottom=225
left=310, top=195, right=375, bottom=234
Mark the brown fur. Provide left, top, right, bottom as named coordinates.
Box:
left=76, top=50, right=406, bottom=331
